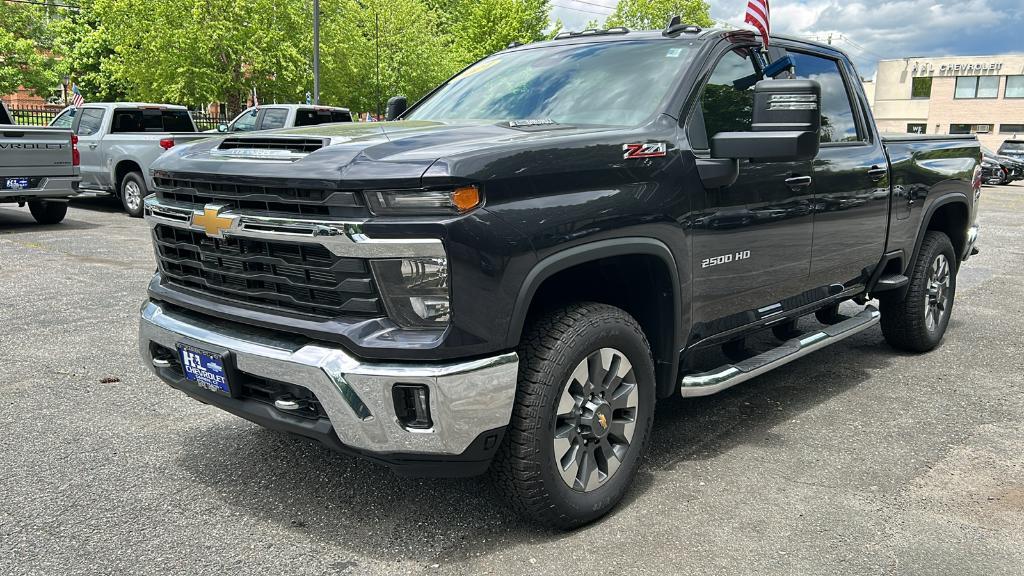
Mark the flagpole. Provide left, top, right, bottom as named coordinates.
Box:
left=313, top=0, right=320, bottom=106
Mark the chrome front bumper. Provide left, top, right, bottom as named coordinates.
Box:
left=139, top=300, right=518, bottom=456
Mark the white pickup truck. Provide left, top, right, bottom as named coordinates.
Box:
left=214, top=104, right=353, bottom=133
left=49, top=103, right=212, bottom=217
left=0, top=101, right=81, bottom=224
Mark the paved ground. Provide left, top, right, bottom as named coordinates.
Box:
left=1, top=184, right=1022, bottom=576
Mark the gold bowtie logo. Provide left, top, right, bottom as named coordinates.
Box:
left=597, top=412, right=608, bottom=430
left=191, top=205, right=235, bottom=238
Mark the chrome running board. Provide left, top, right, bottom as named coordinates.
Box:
left=680, top=306, right=881, bottom=398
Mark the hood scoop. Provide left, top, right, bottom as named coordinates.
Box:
left=216, top=136, right=328, bottom=157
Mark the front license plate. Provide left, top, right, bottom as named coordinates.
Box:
left=4, top=178, right=30, bottom=190
left=176, top=343, right=231, bottom=396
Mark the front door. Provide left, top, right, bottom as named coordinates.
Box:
left=687, top=46, right=815, bottom=336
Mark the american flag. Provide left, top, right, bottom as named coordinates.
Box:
left=745, top=0, right=771, bottom=50
left=71, top=83, right=85, bottom=108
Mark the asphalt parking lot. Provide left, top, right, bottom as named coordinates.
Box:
left=1, top=183, right=1022, bottom=576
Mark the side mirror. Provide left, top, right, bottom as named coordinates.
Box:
left=712, top=79, right=821, bottom=162
left=385, top=96, right=408, bottom=121
left=217, top=123, right=229, bottom=133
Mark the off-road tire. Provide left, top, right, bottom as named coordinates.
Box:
left=28, top=200, right=68, bottom=224
left=880, top=231, right=956, bottom=352
left=120, top=171, right=147, bottom=218
left=491, top=302, right=656, bottom=530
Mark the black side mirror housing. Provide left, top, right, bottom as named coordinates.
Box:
left=712, top=79, right=821, bottom=162
left=386, top=96, right=408, bottom=121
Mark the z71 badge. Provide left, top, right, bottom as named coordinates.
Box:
left=623, top=142, right=667, bottom=159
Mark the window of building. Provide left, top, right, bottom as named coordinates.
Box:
left=1001, top=124, right=1024, bottom=134
left=950, top=123, right=991, bottom=134
left=787, top=51, right=863, bottom=143
left=1006, top=76, right=1024, bottom=98
left=911, top=77, right=932, bottom=99
left=907, top=123, right=927, bottom=134
left=955, top=76, right=1000, bottom=99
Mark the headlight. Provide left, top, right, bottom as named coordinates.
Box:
left=371, top=258, right=450, bottom=329
left=366, top=185, right=480, bottom=215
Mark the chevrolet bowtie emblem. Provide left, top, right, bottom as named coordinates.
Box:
left=597, top=412, right=608, bottom=430
left=191, top=205, right=235, bottom=238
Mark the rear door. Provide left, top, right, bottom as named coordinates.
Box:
left=74, top=106, right=108, bottom=189
left=783, top=48, right=890, bottom=287
left=687, top=45, right=815, bottom=332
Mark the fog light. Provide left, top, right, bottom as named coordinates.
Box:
left=371, top=258, right=450, bottom=329
left=393, top=384, right=432, bottom=429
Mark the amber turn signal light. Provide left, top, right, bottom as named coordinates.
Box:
left=451, top=185, right=481, bottom=212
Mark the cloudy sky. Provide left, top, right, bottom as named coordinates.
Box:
left=550, top=0, right=1024, bottom=76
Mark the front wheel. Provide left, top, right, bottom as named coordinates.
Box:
left=120, top=171, right=147, bottom=218
left=880, top=231, right=956, bottom=352
left=28, top=200, right=68, bottom=224
left=491, top=302, right=655, bottom=530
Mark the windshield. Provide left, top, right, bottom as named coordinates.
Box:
left=407, top=40, right=695, bottom=127
left=1000, top=141, right=1023, bottom=152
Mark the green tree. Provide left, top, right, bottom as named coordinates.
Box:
left=447, top=0, right=551, bottom=61
left=605, top=0, right=712, bottom=30
left=0, top=1, right=58, bottom=97
left=49, top=0, right=130, bottom=102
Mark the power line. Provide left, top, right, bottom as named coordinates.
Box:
left=3, top=0, right=79, bottom=8
left=550, top=2, right=614, bottom=16
left=557, top=0, right=615, bottom=9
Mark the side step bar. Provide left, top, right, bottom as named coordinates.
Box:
left=680, top=306, right=881, bottom=398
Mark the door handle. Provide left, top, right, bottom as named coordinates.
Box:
left=88, top=143, right=98, bottom=149
left=784, top=175, right=812, bottom=189
left=867, top=166, right=888, bottom=181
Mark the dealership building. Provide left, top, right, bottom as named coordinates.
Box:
left=867, top=54, right=1024, bottom=151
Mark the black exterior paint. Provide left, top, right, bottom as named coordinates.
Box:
left=147, top=30, right=979, bottom=396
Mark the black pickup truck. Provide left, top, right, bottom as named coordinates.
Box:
left=139, top=25, right=980, bottom=529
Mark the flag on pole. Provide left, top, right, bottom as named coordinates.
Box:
left=252, top=86, right=259, bottom=107
left=745, top=0, right=771, bottom=50
left=71, top=83, right=85, bottom=108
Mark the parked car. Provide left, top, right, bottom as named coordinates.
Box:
left=0, top=100, right=81, bottom=224
left=982, top=146, right=1022, bottom=184
left=49, top=103, right=213, bottom=216
left=981, top=157, right=1003, bottom=184
left=138, top=26, right=980, bottom=529
left=211, top=104, right=353, bottom=133
left=997, top=139, right=1024, bottom=162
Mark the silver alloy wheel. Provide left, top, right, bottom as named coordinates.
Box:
left=924, top=253, right=951, bottom=332
left=124, top=180, right=142, bottom=212
left=553, top=347, right=639, bottom=492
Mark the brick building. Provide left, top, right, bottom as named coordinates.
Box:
left=869, top=54, right=1024, bottom=150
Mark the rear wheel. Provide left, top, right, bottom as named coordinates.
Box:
left=27, top=200, right=68, bottom=224
left=880, top=231, right=956, bottom=352
left=491, top=302, right=655, bottom=529
left=120, top=171, right=147, bottom=217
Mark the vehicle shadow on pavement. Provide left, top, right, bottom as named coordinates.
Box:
left=0, top=207, right=102, bottom=232
left=175, top=324, right=894, bottom=561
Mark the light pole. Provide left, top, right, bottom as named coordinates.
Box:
left=313, top=0, right=320, bottom=105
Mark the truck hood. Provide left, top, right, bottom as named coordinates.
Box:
left=152, top=119, right=633, bottom=189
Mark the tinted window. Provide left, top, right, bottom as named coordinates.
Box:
left=408, top=41, right=696, bottom=126
left=694, top=48, right=760, bottom=146
left=331, top=110, right=353, bottom=122
left=294, top=108, right=349, bottom=126
left=260, top=108, right=288, bottom=130
left=232, top=109, right=259, bottom=131
left=51, top=108, right=77, bottom=129
left=788, top=51, right=861, bottom=143
left=949, top=124, right=973, bottom=134
left=911, top=77, right=931, bottom=98
left=1000, top=124, right=1024, bottom=134
left=0, top=103, right=13, bottom=124
left=77, top=108, right=105, bottom=136
left=111, top=109, right=194, bottom=132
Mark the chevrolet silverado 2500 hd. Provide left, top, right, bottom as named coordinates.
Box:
left=139, top=26, right=981, bottom=529
left=49, top=103, right=211, bottom=217
left=0, top=100, right=81, bottom=224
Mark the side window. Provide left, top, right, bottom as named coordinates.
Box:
left=260, top=108, right=288, bottom=130
left=294, top=109, right=319, bottom=126
left=787, top=52, right=862, bottom=143
left=51, top=109, right=77, bottom=129
left=232, top=109, right=259, bottom=132
left=77, top=108, right=105, bottom=136
left=689, top=48, right=761, bottom=149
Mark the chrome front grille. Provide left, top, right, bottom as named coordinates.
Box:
left=153, top=224, right=382, bottom=318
